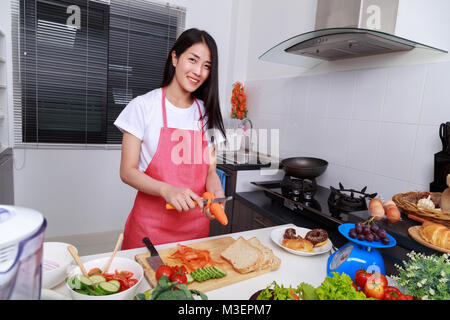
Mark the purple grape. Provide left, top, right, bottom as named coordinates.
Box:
left=373, top=233, right=380, bottom=241
left=371, top=224, right=380, bottom=233
left=349, top=228, right=357, bottom=238
left=357, top=234, right=365, bottom=241
left=355, top=222, right=363, bottom=234
left=363, top=226, right=371, bottom=235
left=365, top=234, right=374, bottom=242
left=377, top=229, right=387, bottom=238
left=381, top=237, right=390, bottom=245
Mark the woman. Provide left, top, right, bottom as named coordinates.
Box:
left=114, top=28, right=227, bottom=249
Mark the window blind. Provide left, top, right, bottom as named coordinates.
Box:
left=11, top=0, right=186, bottom=147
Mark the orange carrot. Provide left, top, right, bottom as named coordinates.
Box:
left=168, top=244, right=222, bottom=271
left=210, top=202, right=228, bottom=226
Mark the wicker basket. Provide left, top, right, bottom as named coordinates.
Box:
left=392, top=191, right=450, bottom=227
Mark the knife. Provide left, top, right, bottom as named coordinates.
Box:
left=142, top=237, right=165, bottom=271
left=165, top=196, right=233, bottom=210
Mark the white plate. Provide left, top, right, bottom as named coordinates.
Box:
left=270, top=226, right=333, bottom=256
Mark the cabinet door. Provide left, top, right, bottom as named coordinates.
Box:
left=231, top=199, right=279, bottom=233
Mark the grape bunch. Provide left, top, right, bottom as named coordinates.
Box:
left=348, top=220, right=390, bottom=245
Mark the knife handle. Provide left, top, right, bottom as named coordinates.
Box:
left=142, top=237, right=158, bottom=256
left=165, top=201, right=201, bottom=210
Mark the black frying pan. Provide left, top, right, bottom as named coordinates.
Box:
left=280, top=157, right=328, bottom=179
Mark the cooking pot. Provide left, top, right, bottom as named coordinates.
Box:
left=440, top=122, right=450, bottom=155
left=280, top=157, right=328, bottom=179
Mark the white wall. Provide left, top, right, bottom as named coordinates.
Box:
left=3, top=0, right=239, bottom=237
left=244, top=0, right=450, bottom=202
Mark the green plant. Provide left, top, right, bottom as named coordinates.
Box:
left=390, top=251, right=450, bottom=300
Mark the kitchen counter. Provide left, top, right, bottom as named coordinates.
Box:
left=233, top=190, right=440, bottom=257
left=51, top=224, right=333, bottom=300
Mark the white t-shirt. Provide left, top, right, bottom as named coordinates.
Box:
left=114, top=88, right=225, bottom=172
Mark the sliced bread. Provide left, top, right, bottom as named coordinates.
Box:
left=220, top=236, right=263, bottom=273
left=247, top=237, right=275, bottom=271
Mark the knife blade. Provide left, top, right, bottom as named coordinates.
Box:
left=165, top=196, right=233, bottom=210
left=142, top=237, right=165, bottom=271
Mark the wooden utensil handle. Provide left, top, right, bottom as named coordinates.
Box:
left=103, top=233, right=124, bottom=273
left=407, top=214, right=428, bottom=224
left=67, top=245, right=88, bottom=277
left=166, top=201, right=200, bottom=210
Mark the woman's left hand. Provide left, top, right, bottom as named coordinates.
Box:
left=202, top=190, right=225, bottom=220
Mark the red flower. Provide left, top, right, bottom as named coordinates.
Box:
left=231, top=81, right=247, bottom=120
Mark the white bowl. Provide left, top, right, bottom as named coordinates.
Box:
left=65, top=256, right=144, bottom=300
left=42, top=242, right=77, bottom=289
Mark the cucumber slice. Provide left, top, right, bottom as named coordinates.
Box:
left=108, top=280, right=121, bottom=289
left=89, top=274, right=106, bottom=284
left=213, top=266, right=226, bottom=277
left=99, top=281, right=120, bottom=294
left=78, top=275, right=93, bottom=289
left=186, top=273, right=194, bottom=284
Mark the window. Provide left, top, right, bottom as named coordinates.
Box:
left=11, top=0, right=185, bottom=146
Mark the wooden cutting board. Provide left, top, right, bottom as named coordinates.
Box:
left=135, top=236, right=276, bottom=292
left=408, top=226, right=450, bottom=254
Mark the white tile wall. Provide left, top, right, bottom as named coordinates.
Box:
left=246, top=61, right=450, bottom=201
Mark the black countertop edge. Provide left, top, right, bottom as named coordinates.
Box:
left=234, top=190, right=440, bottom=256
left=217, top=162, right=280, bottom=171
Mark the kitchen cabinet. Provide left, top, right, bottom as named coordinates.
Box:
left=0, top=148, right=14, bottom=204
left=231, top=199, right=280, bottom=233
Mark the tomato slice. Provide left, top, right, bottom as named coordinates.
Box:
left=119, top=270, right=134, bottom=279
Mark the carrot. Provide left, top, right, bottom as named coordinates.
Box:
left=168, top=243, right=222, bottom=271
left=202, top=191, right=215, bottom=209
left=210, top=202, right=228, bottom=226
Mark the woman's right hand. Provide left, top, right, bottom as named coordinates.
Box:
left=160, top=184, right=204, bottom=212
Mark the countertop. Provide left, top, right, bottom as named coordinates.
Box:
left=233, top=190, right=439, bottom=256
left=50, top=224, right=334, bottom=300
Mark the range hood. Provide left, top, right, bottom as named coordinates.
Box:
left=259, top=0, right=448, bottom=68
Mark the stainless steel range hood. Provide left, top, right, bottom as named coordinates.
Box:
left=259, top=0, right=448, bottom=68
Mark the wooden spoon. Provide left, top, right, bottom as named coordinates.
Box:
left=67, top=245, right=89, bottom=277
left=102, top=233, right=124, bottom=273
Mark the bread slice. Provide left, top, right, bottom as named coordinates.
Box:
left=247, top=237, right=275, bottom=270
left=220, top=237, right=263, bottom=273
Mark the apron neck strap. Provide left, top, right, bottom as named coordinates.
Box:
left=161, top=86, right=205, bottom=134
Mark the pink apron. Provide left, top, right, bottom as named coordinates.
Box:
left=121, top=87, right=210, bottom=249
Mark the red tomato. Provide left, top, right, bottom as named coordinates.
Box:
left=355, top=269, right=372, bottom=288
left=88, top=267, right=102, bottom=276
left=128, top=278, right=138, bottom=287
left=119, top=270, right=134, bottom=279
left=368, top=272, right=388, bottom=287
left=172, top=265, right=187, bottom=274
left=170, top=272, right=187, bottom=285
left=155, top=265, right=174, bottom=281
left=383, top=286, right=402, bottom=300
left=364, top=281, right=385, bottom=299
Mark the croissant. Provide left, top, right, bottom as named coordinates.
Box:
left=420, top=222, right=450, bottom=250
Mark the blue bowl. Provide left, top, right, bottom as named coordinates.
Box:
left=338, top=223, right=396, bottom=248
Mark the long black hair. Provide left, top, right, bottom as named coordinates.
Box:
left=161, top=28, right=226, bottom=143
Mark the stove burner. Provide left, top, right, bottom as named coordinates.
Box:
left=328, top=183, right=377, bottom=215
left=280, top=175, right=317, bottom=201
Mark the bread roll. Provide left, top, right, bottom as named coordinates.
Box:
left=369, top=198, right=385, bottom=221
left=421, top=222, right=450, bottom=250
left=383, top=201, right=401, bottom=223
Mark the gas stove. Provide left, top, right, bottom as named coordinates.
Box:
left=251, top=178, right=377, bottom=226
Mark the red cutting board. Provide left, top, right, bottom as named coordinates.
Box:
left=135, top=236, right=278, bottom=292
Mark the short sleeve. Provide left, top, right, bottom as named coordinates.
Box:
left=114, top=96, right=146, bottom=140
